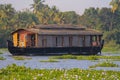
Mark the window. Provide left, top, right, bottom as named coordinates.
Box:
left=69, top=36, right=72, bottom=47
left=92, top=35, right=98, bottom=46
left=31, top=34, right=35, bottom=46
left=83, top=36, right=85, bottom=47
left=55, top=37, right=58, bottom=47
left=55, top=36, right=62, bottom=47
left=42, top=36, right=47, bottom=47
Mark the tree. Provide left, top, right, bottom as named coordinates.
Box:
left=79, top=7, right=99, bottom=29
left=98, top=8, right=114, bottom=31
left=31, top=0, right=46, bottom=23
left=63, top=11, right=79, bottom=24
left=110, top=0, right=120, bottom=12
left=15, top=10, right=39, bottom=29
left=0, top=4, right=15, bottom=29
left=31, top=0, right=45, bottom=14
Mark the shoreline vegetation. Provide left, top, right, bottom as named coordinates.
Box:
left=0, top=64, right=120, bottom=80
left=102, top=41, right=120, bottom=53
left=102, top=47, right=120, bottom=53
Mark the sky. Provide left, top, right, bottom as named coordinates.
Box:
left=0, top=0, right=112, bottom=15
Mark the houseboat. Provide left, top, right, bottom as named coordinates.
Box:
left=7, top=24, right=104, bottom=55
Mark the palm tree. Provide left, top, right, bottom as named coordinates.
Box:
left=31, top=0, right=46, bottom=24
left=0, top=4, right=16, bottom=30
left=110, top=0, right=120, bottom=12
left=31, top=0, right=45, bottom=14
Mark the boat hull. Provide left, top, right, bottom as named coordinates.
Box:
left=7, top=40, right=103, bottom=55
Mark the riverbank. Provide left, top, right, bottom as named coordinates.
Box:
left=102, top=42, right=120, bottom=53
left=102, top=46, right=120, bottom=53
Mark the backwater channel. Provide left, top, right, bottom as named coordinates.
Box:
left=0, top=50, right=120, bottom=71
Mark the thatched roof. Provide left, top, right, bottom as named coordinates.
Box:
left=12, top=24, right=103, bottom=36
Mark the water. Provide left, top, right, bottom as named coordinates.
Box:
left=0, top=51, right=120, bottom=71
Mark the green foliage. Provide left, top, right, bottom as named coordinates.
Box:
left=110, top=0, right=120, bottom=12
left=0, top=64, right=120, bottom=80
left=50, top=55, right=120, bottom=60
left=40, top=59, right=59, bottom=62
left=102, top=40, right=120, bottom=52
left=12, top=56, right=32, bottom=60
left=0, top=0, right=120, bottom=48
left=89, top=61, right=119, bottom=68
left=0, top=48, right=8, bottom=52
left=98, top=56, right=120, bottom=60
left=77, top=56, right=99, bottom=60
left=0, top=52, right=3, bottom=54
left=63, top=11, right=79, bottom=24
left=79, top=7, right=120, bottom=47
left=103, top=30, right=120, bottom=44
left=15, top=11, right=39, bottom=28
left=102, top=46, right=119, bottom=52
left=50, top=55, right=77, bottom=59
left=0, top=56, right=6, bottom=60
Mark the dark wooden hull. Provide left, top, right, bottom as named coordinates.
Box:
left=7, top=40, right=103, bottom=55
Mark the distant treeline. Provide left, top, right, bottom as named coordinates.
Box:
left=0, top=0, right=120, bottom=47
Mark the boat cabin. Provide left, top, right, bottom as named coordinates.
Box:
left=11, top=24, right=103, bottom=48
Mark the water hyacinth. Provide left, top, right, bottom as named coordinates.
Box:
left=0, top=64, right=120, bottom=80
left=12, top=56, right=32, bottom=60
left=0, top=56, right=6, bottom=60
left=0, top=51, right=3, bottom=54
left=50, top=55, right=120, bottom=60
left=89, top=61, right=119, bottom=68
left=40, top=59, right=59, bottom=62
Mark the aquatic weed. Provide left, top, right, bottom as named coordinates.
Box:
left=50, top=55, right=120, bottom=61
left=50, top=55, right=77, bottom=59
left=0, top=64, right=120, bottom=80
left=0, top=56, right=6, bottom=60
left=0, top=48, right=8, bottom=53
left=0, top=52, right=3, bottom=54
left=77, top=56, right=99, bottom=60
left=89, top=61, right=119, bottom=68
left=13, top=56, right=32, bottom=60
left=40, top=59, right=59, bottom=62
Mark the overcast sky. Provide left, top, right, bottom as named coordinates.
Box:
left=0, top=0, right=111, bottom=15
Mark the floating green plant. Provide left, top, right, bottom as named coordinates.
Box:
left=40, top=59, right=59, bottom=62
left=13, top=56, right=32, bottom=60
left=89, top=61, right=119, bottom=68
left=77, top=56, right=99, bottom=60
left=0, top=64, right=120, bottom=80
left=50, top=55, right=77, bottom=59
left=0, top=56, right=6, bottom=60
left=0, top=48, right=8, bottom=52
left=50, top=55, right=120, bottom=60
left=50, top=55, right=99, bottom=60
left=0, top=52, right=3, bottom=54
